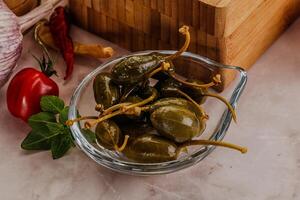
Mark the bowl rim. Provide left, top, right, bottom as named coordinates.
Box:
left=68, top=50, right=247, bottom=175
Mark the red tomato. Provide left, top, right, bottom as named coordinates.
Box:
left=7, top=68, right=59, bottom=121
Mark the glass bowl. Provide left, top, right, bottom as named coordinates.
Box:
left=68, top=50, right=247, bottom=175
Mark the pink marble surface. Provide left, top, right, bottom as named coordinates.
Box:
left=0, top=18, right=300, bottom=200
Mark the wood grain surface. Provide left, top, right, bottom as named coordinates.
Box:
left=69, top=0, right=300, bottom=90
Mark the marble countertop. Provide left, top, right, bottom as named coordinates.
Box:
left=1, top=18, right=300, bottom=200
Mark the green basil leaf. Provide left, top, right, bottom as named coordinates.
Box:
left=40, top=96, right=64, bottom=114
left=81, top=129, right=96, bottom=143
left=21, top=129, right=60, bottom=150
left=64, top=128, right=75, bottom=147
left=51, top=133, right=74, bottom=159
left=28, top=112, right=57, bottom=132
left=46, top=123, right=65, bottom=134
left=59, top=106, right=69, bottom=124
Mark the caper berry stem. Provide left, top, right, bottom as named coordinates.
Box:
left=115, top=135, right=130, bottom=152
left=66, top=116, right=99, bottom=126
left=168, top=73, right=222, bottom=89
left=121, top=88, right=158, bottom=111
left=102, top=103, right=132, bottom=115
left=119, top=84, right=140, bottom=102
left=85, top=89, right=158, bottom=129
left=202, top=93, right=237, bottom=123
left=140, top=106, right=151, bottom=112
left=85, top=110, right=123, bottom=129
left=176, top=140, right=247, bottom=156
left=165, top=26, right=190, bottom=61
left=175, top=89, right=209, bottom=120
left=142, top=25, right=190, bottom=88
left=147, top=61, right=172, bottom=79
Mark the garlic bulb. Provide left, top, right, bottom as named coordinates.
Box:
left=0, top=0, right=67, bottom=89
left=0, top=1, right=22, bottom=88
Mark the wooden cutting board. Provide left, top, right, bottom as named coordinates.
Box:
left=69, top=0, right=300, bottom=91
left=212, top=0, right=300, bottom=89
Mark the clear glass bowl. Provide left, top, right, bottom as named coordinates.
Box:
left=68, top=50, right=247, bottom=175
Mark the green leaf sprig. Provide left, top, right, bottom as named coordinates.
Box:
left=21, top=95, right=95, bottom=159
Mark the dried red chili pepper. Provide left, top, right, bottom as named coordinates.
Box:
left=49, top=6, right=74, bottom=80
